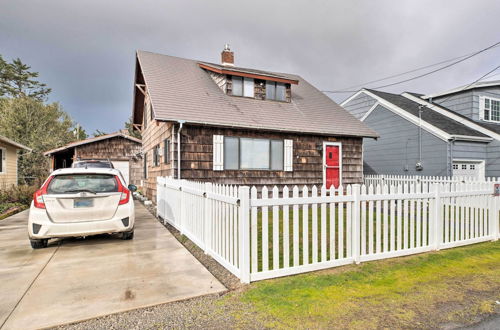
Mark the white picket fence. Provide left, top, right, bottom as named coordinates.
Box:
left=157, top=177, right=500, bottom=283
left=365, top=174, right=500, bottom=187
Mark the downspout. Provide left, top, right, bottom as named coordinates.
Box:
left=177, top=120, right=185, bottom=179
left=449, top=137, right=455, bottom=177
left=418, top=105, right=423, bottom=164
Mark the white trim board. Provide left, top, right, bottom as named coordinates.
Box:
left=402, top=92, right=499, bottom=142
left=360, top=102, right=380, bottom=121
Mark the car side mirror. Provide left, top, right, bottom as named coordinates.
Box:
left=128, top=184, right=138, bottom=192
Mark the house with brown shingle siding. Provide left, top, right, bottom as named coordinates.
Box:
left=132, top=46, right=378, bottom=201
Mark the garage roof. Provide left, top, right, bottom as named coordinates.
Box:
left=44, top=132, right=141, bottom=156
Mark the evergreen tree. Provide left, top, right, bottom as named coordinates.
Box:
left=0, top=98, right=75, bottom=181
left=125, top=117, right=142, bottom=139
left=0, top=55, right=51, bottom=101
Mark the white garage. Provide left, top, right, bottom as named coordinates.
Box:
left=452, top=159, right=485, bottom=180
left=112, top=161, right=130, bottom=185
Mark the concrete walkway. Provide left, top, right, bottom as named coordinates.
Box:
left=0, top=202, right=225, bottom=330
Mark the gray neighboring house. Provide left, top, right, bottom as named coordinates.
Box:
left=341, top=80, right=500, bottom=179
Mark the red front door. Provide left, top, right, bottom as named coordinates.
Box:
left=325, top=145, right=340, bottom=189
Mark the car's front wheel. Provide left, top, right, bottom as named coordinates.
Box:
left=30, top=239, right=48, bottom=249
left=122, top=230, right=134, bottom=240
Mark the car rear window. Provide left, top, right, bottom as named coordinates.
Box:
left=73, top=162, right=113, bottom=168
left=47, top=174, right=118, bottom=194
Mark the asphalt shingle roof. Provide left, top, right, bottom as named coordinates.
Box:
left=136, top=50, right=378, bottom=138
left=366, top=89, right=488, bottom=138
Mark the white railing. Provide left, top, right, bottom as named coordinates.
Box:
left=157, top=177, right=500, bottom=283
left=157, top=177, right=249, bottom=281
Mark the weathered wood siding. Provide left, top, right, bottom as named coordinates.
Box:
left=141, top=111, right=175, bottom=199
left=0, top=142, right=19, bottom=187
left=142, top=121, right=363, bottom=201
left=74, top=137, right=143, bottom=186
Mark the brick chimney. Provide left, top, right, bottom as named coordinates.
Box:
left=221, top=44, right=234, bottom=66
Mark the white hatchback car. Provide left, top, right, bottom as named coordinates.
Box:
left=28, top=168, right=136, bottom=249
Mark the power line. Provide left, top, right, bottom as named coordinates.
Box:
left=330, top=52, right=479, bottom=92
left=322, top=41, right=500, bottom=93
left=430, top=64, right=500, bottom=104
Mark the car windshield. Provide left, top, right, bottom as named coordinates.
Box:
left=73, top=162, right=112, bottom=168
left=47, top=174, right=118, bottom=194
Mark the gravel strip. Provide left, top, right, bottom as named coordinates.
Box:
left=54, top=293, right=266, bottom=330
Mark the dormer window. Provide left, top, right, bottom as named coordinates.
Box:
left=266, top=81, right=286, bottom=101
left=198, top=61, right=298, bottom=103
left=232, top=76, right=254, bottom=98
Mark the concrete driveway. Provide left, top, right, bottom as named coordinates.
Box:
left=0, top=201, right=225, bottom=330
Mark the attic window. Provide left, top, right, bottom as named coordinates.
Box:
left=266, top=81, right=286, bottom=101
left=232, top=76, right=254, bottom=97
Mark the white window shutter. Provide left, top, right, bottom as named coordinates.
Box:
left=284, top=139, right=293, bottom=171
left=213, top=135, right=224, bottom=171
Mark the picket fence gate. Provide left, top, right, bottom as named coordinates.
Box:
left=157, top=177, right=500, bottom=283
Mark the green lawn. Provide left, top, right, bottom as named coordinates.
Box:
left=252, top=202, right=490, bottom=272
left=222, top=240, right=500, bottom=329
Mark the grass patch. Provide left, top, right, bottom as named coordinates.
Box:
left=224, top=240, right=500, bottom=329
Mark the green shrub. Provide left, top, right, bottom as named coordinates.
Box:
left=0, top=185, right=37, bottom=206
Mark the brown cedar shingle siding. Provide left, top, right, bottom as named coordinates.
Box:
left=74, top=137, right=143, bottom=187
left=75, top=137, right=141, bottom=160
left=134, top=50, right=372, bottom=201
left=143, top=123, right=362, bottom=201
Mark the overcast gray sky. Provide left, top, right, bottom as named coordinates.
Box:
left=1, top=0, right=499, bottom=134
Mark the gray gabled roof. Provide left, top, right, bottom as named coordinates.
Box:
left=44, top=132, right=141, bottom=156
left=409, top=93, right=500, bottom=136
left=135, top=50, right=378, bottom=138
left=366, top=89, right=489, bottom=138
left=423, top=80, right=500, bottom=99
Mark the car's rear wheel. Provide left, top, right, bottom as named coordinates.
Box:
left=30, top=239, right=48, bottom=249
left=122, top=230, right=134, bottom=240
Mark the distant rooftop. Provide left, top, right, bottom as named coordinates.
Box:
left=422, top=80, right=500, bottom=99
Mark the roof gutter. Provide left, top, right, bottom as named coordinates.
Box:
left=177, top=120, right=185, bottom=180
left=449, top=135, right=493, bottom=142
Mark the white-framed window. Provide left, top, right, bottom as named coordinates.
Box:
left=481, top=96, right=500, bottom=122
left=213, top=135, right=293, bottom=171
left=224, top=137, right=283, bottom=170
left=232, top=76, right=254, bottom=98
left=452, top=164, right=458, bottom=170
left=0, top=147, right=5, bottom=173
left=266, top=81, right=286, bottom=101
